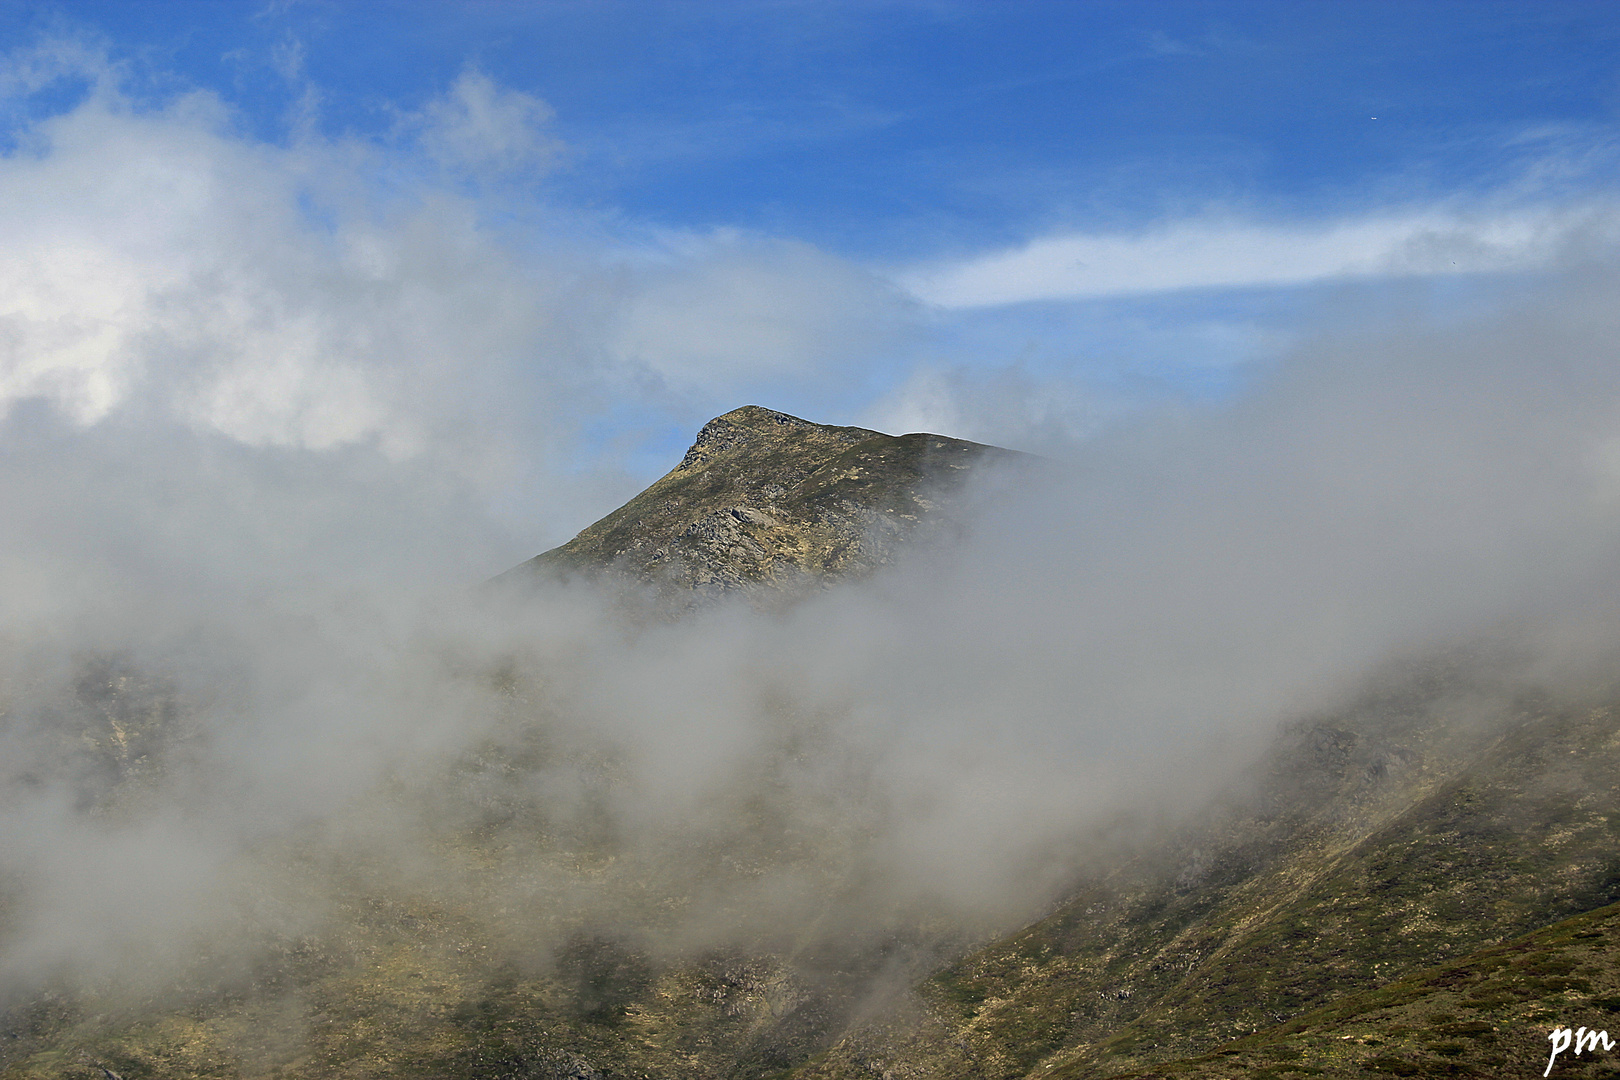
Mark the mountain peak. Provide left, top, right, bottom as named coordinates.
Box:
left=509, top=406, right=1020, bottom=599
left=672, top=405, right=876, bottom=474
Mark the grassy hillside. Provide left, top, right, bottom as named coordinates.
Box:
left=1101, top=897, right=1620, bottom=1079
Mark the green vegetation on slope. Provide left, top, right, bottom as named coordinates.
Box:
left=1098, top=898, right=1620, bottom=1079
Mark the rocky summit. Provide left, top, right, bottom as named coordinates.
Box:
left=505, top=405, right=1024, bottom=599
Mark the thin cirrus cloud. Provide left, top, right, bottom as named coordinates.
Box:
left=898, top=201, right=1620, bottom=308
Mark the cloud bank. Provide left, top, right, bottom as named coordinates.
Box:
left=0, top=41, right=917, bottom=569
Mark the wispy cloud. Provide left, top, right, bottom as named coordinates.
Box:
left=607, top=230, right=910, bottom=387
left=413, top=68, right=563, bottom=179
left=1145, top=29, right=1203, bottom=57
left=898, top=201, right=1620, bottom=308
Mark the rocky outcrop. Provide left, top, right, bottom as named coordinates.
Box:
left=505, top=405, right=1023, bottom=601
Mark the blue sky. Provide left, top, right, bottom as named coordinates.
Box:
left=1, top=1, right=1618, bottom=552
left=16, top=2, right=1616, bottom=246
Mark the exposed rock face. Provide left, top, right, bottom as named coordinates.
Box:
left=506, top=405, right=1023, bottom=600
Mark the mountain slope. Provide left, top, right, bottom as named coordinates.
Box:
left=1102, top=896, right=1620, bottom=1079
left=0, top=407, right=1028, bottom=1080
left=7, top=407, right=1617, bottom=1080
left=790, top=673, right=1620, bottom=1079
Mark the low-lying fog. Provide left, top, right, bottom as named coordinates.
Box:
left=6, top=262, right=1620, bottom=1017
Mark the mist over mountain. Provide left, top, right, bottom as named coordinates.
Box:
left=3, top=265, right=1620, bottom=1078
left=2, top=7, right=1619, bottom=1076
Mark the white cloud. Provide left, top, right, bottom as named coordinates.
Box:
left=0, top=43, right=940, bottom=581
left=415, top=69, right=561, bottom=178
left=608, top=232, right=911, bottom=388
left=899, top=202, right=1620, bottom=308
left=860, top=363, right=1120, bottom=453
left=0, top=72, right=569, bottom=469
left=0, top=35, right=116, bottom=102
